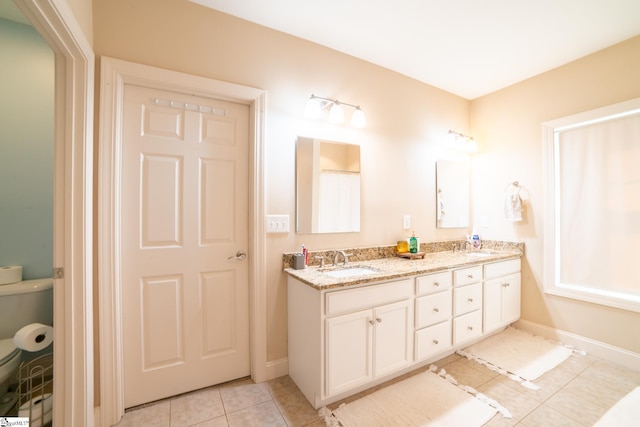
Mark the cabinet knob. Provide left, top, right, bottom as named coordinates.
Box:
left=468, top=326, right=474, bottom=331
left=376, top=317, right=382, bottom=323
left=502, top=282, right=510, bottom=287
left=467, top=274, right=474, bottom=279
left=467, top=298, right=474, bottom=303
left=433, top=339, right=439, bottom=345
left=433, top=282, right=440, bottom=286
left=433, top=307, right=439, bottom=313
left=368, top=319, right=375, bottom=325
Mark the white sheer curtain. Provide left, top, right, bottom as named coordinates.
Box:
left=558, top=114, right=640, bottom=296
left=317, top=172, right=360, bottom=233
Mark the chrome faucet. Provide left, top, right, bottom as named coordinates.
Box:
left=314, top=255, right=325, bottom=268
left=461, top=240, right=472, bottom=252
left=333, top=250, right=351, bottom=266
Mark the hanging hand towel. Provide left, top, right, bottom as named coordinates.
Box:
left=504, top=193, right=523, bottom=222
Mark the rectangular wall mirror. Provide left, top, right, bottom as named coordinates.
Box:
left=436, top=160, right=469, bottom=228
left=296, top=137, right=361, bottom=233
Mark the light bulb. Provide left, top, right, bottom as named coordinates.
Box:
left=466, top=139, right=478, bottom=153
left=304, top=96, right=322, bottom=119
left=328, top=102, right=344, bottom=124
left=350, top=107, right=366, bottom=128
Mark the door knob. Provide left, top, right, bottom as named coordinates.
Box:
left=228, top=251, right=247, bottom=260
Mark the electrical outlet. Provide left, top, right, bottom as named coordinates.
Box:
left=266, top=215, right=290, bottom=233
left=403, top=214, right=411, bottom=229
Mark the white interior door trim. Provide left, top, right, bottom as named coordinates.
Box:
left=98, top=57, right=267, bottom=426
left=14, top=0, right=95, bottom=426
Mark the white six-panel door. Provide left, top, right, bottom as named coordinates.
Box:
left=121, top=83, right=250, bottom=407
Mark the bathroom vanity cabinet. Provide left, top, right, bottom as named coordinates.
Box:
left=287, top=256, right=521, bottom=409
left=325, top=279, right=412, bottom=396
left=483, top=258, right=521, bottom=334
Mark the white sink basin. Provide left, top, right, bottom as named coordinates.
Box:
left=322, top=267, right=379, bottom=278
left=464, top=251, right=493, bottom=257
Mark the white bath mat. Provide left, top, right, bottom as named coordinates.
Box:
left=319, top=366, right=509, bottom=427
left=457, top=327, right=576, bottom=389
left=594, top=386, right=640, bottom=426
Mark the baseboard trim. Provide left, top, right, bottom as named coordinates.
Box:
left=260, top=357, right=288, bottom=382
left=514, top=319, right=640, bottom=371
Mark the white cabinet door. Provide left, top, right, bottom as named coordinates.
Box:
left=326, top=299, right=412, bottom=397
left=326, top=309, right=373, bottom=396
left=374, top=300, right=412, bottom=377
left=484, top=273, right=521, bottom=333
left=502, top=273, right=521, bottom=323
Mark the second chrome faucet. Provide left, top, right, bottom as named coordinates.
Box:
left=332, top=250, right=352, bottom=266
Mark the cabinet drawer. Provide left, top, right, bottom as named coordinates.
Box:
left=453, top=310, right=482, bottom=345
left=415, top=290, right=452, bottom=328
left=484, top=258, right=521, bottom=280
left=416, top=271, right=452, bottom=296
left=453, top=283, right=482, bottom=316
left=325, top=279, right=413, bottom=316
left=415, top=320, right=452, bottom=361
left=453, top=266, right=482, bottom=286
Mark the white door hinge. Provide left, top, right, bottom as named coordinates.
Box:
left=54, top=267, right=64, bottom=279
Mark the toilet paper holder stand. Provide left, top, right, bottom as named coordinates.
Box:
left=14, top=352, right=53, bottom=421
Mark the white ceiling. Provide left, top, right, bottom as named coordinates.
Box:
left=191, top=0, right=640, bottom=99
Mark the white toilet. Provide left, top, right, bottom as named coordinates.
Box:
left=0, top=278, right=53, bottom=415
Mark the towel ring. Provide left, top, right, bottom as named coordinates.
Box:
left=504, top=181, right=529, bottom=199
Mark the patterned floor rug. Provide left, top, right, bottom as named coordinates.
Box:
left=594, top=386, right=640, bottom=426
left=457, top=327, right=578, bottom=389
left=319, top=366, right=508, bottom=427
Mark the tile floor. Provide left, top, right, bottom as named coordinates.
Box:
left=115, top=351, right=640, bottom=426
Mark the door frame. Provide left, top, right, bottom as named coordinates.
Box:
left=14, top=0, right=94, bottom=426
left=98, top=57, right=267, bottom=426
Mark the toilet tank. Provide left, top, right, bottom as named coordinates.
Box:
left=0, top=278, right=53, bottom=340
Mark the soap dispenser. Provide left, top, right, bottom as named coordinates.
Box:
left=471, top=228, right=481, bottom=250
left=409, top=231, right=418, bottom=254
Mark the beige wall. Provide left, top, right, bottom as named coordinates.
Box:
left=93, top=0, right=640, bottom=365
left=470, top=35, right=640, bottom=353
left=93, top=0, right=470, bottom=363
left=63, top=0, right=92, bottom=44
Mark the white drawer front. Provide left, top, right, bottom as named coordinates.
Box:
left=416, top=271, right=452, bottom=296
left=453, top=311, right=482, bottom=345
left=453, top=283, right=482, bottom=316
left=415, top=320, right=452, bottom=361
left=325, top=279, right=413, bottom=316
left=484, top=258, right=521, bottom=280
left=415, top=290, right=452, bottom=328
left=453, top=266, right=482, bottom=286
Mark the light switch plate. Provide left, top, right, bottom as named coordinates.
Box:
left=403, top=214, right=411, bottom=229
left=266, top=215, right=290, bottom=233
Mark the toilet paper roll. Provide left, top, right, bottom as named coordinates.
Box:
left=13, top=323, right=54, bottom=352
left=0, top=265, right=22, bottom=285
left=18, top=393, right=53, bottom=427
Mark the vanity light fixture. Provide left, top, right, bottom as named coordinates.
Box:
left=447, top=130, right=478, bottom=153
left=305, top=94, right=366, bottom=128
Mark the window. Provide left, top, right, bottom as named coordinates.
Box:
left=543, top=98, right=640, bottom=313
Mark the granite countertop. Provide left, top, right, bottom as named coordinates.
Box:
left=284, top=249, right=522, bottom=290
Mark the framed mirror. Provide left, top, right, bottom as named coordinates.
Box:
left=296, top=137, right=361, bottom=233
left=436, top=160, right=469, bottom=228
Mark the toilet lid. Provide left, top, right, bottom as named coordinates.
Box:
left=0, top=338, right=19, bottom=365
